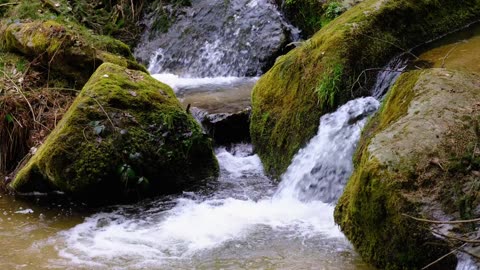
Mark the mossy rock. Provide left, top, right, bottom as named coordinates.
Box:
left=251, top=0, right=480, bottom=179
left=10, top=63, right=219, bottom=204
left=335, top=68, right=480, bottom=269
left=0, top=20, right=146, bottom=86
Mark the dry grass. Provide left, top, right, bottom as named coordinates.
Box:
left=0, top=56, right=77, bottom=185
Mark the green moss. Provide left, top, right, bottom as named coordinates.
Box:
left=10, top=63, right=219, bottom=204
left=251, top=0, right=480, bottom=179
left=335, top=69, right=480, bottom=269
left=335, top=154, right=455, bottom=269
left=0, top=19, right=143, bottom=86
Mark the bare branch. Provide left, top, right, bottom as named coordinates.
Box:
left=403, top=213, right=480, bottom=224
left=422, top=244, right=466, bottom=269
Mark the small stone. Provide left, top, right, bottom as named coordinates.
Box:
left=129, top=90, right=137, bottom=97
left=103, top=74, right=109, bottom=78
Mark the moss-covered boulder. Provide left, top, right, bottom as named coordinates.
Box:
left=335, top=68, right=480, bottom=269
left=0, top=20, right=145, bottom=85
left=9, top=63, right=219, bottom=204
left=251, top=0, right=480, bottom=178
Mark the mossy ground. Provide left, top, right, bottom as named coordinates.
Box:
left=10, top=63, right=218, bottom=204
left=335, top=69, right=480, bottom=269
left=251, top=0, right=480, bottom=179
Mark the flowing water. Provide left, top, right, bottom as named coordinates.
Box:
left=135, top=0, right=299, bottom=77
left=2, top=2, right=479, bottom=270
left=0, top=127, right=373, bottom=269
left=0, top=97, right=379, bottom=269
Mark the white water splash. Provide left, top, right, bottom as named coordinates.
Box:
left=136, top=0, right=299, bottom=77
left=55, top=97, right=379, bottom=269
left=275, top=97, right=380, bottom=203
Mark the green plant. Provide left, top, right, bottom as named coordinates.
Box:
left=315, top=63, right=343, bottom=109
left=325, top=1, right=346, bottom=19
left=285, top=0, right=296, bottom=5
left=15, top=58, right=27, bottom=73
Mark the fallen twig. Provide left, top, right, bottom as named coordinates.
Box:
left=422, top=243, right=466, bottom=269
left=403, top=213, right=480, bottom=224
left=0, top=2, right=19, bottom=8
left=91, top=96, right=116, bottom=130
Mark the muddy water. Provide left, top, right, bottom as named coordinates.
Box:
left=152, top=74, right=256, bottom=114
left=0, top=147, right=374, bottom=270
left=415, top=23, right=480, bottom=74
left=0, top=195, right=85, bottom=269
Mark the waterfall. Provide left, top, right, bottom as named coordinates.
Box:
left=275, top=97, right=379, bottom=203
left=54, top=95, right=382, bottom=269
left=134, top=0, right=299, bottom=77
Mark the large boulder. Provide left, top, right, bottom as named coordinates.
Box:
left=250, top=0, right=480, bottom=179
left=0, top=20, right=146, bottom=85
left=335, top=68, right=480, bottom=269
left=10, top=63, right=219, bottom=204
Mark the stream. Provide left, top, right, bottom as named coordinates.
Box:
left=1, top=1, right=479, bottom=269
left=0, top=97, right=378, bottom=269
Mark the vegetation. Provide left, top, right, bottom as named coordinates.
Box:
left=278, top=0, right=348, bottom=37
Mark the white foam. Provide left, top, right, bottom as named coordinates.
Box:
left=58, top=197, right=341, bottom=268
left=56, top=97, right=381, bottom=268
left=275, top=97, right=380, bottom=203
left=14, top=209, right=34, bottom=214
left=215, top=146, right=264, bottom=178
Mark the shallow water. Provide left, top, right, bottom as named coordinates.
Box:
left=0, top=145, right=374, bottom=270
left=415, top=23, right=480, bottom=74
left=0, top=195, right=84, bottom=269
left=152, top=73, right=256, bottom=114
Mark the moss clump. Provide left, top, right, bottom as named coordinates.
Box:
left=10, top=63, right=219, bottom=205
left=0, top=20, right=145, bottom=86
left=335, top=69, right=480, bottom=269
left=251, top=0, right=480, bottom=179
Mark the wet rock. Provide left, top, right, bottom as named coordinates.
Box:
left=197, top=108, right=251, bottom=145
left=335, top=69, right=480, bottom=269
left=10, top=63, right=219, bottom=205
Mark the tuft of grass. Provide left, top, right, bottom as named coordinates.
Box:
left=315, top=63, right=343, bottom=109
left=324, top=1, right=346, bottom=20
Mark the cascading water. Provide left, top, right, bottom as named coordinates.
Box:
left=275, top=97, right=379, bottom=203
left=135, top=0, right=299, bottom=77
left=50, top=96, right=379, bottom=269
left=134, top=0, right=301, bottom=119
left=372, top=55, right=408, bottom=99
